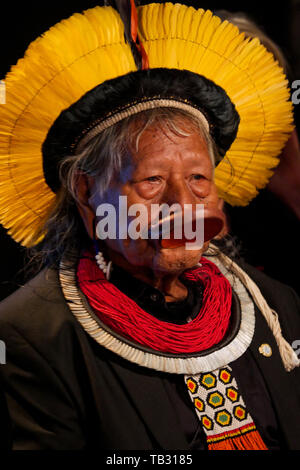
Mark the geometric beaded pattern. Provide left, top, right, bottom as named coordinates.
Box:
left=185, top=365, right=258, bottom=444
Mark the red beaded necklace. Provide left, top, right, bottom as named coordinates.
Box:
left=77, top=253, right=232, bottom=354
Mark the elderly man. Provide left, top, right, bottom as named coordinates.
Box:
left=0, top=2, right=300, bottom=450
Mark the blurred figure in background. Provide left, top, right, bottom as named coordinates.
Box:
left=215, top=10, right=300, bottom=296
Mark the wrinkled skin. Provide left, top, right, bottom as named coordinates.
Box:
left=77, top=120, right=224, bottom=301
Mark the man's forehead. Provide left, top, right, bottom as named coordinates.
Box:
left=129, top=127, right=211, bottom=165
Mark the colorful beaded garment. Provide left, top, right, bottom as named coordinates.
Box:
left=185, top=366, right=268, bottom=450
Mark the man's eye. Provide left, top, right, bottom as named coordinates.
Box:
left=191, top=174, right=205, bottom=181
left=145, top=176, right=161, bottom=182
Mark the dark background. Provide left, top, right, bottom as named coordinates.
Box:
left=0, top=0, right=300, bottom=300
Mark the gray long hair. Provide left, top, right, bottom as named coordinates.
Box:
left=29, top=107, right=219, bottom=271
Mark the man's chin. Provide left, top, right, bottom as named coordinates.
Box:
left=151, top=244, right=205, bottom=274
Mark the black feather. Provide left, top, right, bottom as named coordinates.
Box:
left=104, top=0, right=143, bottom=69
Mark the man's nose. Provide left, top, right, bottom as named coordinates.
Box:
left=162, top=177, right=197, bottom=207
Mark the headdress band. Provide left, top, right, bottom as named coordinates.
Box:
left=74, top=98, right=210, bottom=154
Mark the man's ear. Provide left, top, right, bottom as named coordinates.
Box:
left=75, top=172, right=96, bottom=239
left=217, top=198, right=224, bottom=211
left=214, top=198, right=229, bottom=239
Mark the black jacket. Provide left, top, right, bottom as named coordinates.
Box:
left=0, top=262, right=300, bottom=450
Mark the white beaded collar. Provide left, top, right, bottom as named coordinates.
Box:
left=59, top=253, right=255, bottom=374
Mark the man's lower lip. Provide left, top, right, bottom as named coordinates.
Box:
left=148, top=215, right=225, bottom=248
left=160, top=238, right=195, bottom=249
left=148, top=238, right=196, bottom=249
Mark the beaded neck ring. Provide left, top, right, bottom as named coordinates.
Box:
left=94, top=240, right=113, bottom=280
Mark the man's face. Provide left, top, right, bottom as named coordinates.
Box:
left=90, top=121, right=224, bottom=274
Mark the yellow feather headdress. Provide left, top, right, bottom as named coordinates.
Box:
left=0, top=3, right=294, bottom=247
